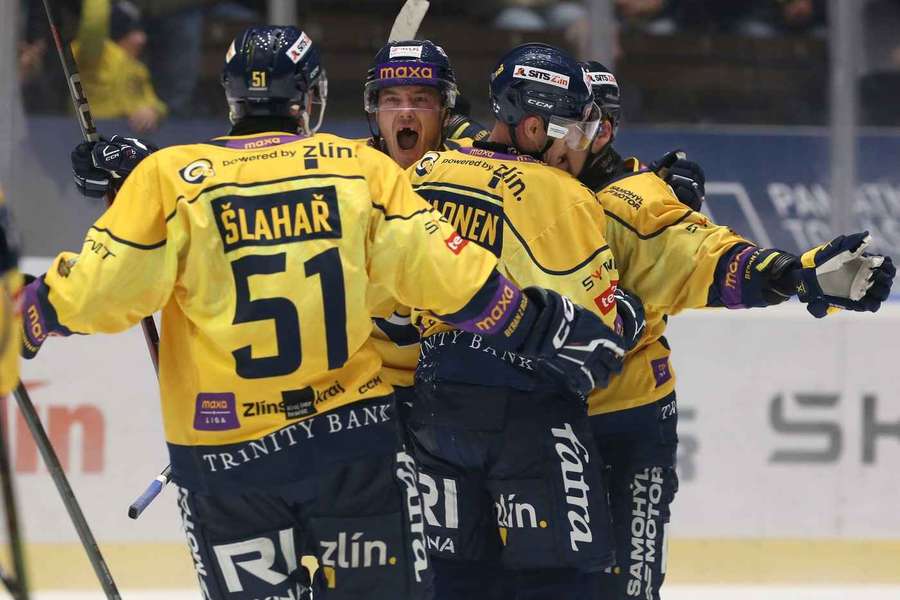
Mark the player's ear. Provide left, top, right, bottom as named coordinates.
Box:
left=592, top=120, right=613, bottom=154
left=517, top=115, right=545, bottom=151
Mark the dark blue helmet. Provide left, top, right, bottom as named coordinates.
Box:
left=583, top=61, right=621, bottom=134
left=221, top=26, right=327, bottom=130
left=490, top=43, right=593, bottom=126
left=364, top=40, right=458, bottom=113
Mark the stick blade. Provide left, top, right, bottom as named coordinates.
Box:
left=388, top=0, right=430, bottom=41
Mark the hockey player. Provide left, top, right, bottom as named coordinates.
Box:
left=570, top=61, right=896, bottom=600
left=364, top=40, right=465, bottom=169
left=404, top=44, right=646, bottom=600
left=20, top=26, right=625, bottom=600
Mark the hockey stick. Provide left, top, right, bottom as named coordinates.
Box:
left=127, top=464, right=170, bottom=519
left=0, top=397, right=29, bottom=600
left=40, top=0, right=166, bottom=519
left=13, top=383, right=120, bottom=599
left=388, top=0, right=430, bottom=41
left=128, top=0, right=435, bottom=520
left=39, top=0, right=161, bottom=371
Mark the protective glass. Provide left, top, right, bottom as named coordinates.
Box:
left=546, top=102, right=602, bottom=150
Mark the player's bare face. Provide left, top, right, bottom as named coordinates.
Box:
left=377, top=86, right=443, bottom=169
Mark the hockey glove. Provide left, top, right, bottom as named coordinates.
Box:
left=649, top=149, right=705, bottom=211
left=793, top=232, right=895, bottom=318
left=21, top=274, right=47, bottom=359
left=72, top=135, right=157, bottom=198
left=518, top=287, right=626, bottom=400
left=614, top=287, right=646, bottom=350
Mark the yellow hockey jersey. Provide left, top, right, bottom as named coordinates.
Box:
left=589, top=167, right=748, bottom=415
left=0, top=187, right=20, bottom=396
left=368, top=137, right=475, bottom=389
left=37, top=132, right=503, bottom=458
left=408, top=143, right=621, bottom=350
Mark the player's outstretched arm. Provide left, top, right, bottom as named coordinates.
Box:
left=21, top=154, right=177, bottom=358
left=710, top=232, right=895, bottom=317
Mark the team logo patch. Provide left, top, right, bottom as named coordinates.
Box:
left=512, top=65, right=570, bottom=89
left=285, top=31, right=312, bottom=63
left=179, top=159, right=215, bottom=184
left=389, top=44, right=423, bottom=59
left=415, top=151, right=440, bottom=176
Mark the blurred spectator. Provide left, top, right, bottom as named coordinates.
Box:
left=494, top=0, right=588, bottom=32
left=615, top=0, right=677, bottom=34
left=136, top=0, right=212, bottom=118
left=861, top=0, right=900, bottom=126
left=18, top=0, right=81, bottom=113
left=737, top=0, right=827, bottom=37
left=72, top=0, right=167, bottom=132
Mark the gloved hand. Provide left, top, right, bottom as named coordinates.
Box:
left=71, top=135, right=158, bottom=198
left=649, top=149, right=705, bottom=211
left=793, top=232, right=895, bottom=318
left=21, top=274, right=47, bottom=359
left=518, top=287, right=626, bottom=399
left=613, top=287, right=646, bottom=350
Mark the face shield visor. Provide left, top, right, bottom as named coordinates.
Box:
left=545, top=102, right=602, bottom=151
left=309, top=70, right=328, bottom=133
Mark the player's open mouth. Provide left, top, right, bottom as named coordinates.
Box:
left=397, top=128, right=419, bottom=151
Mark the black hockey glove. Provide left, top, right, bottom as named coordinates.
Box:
left=72, top=135, right=157, bottom=198
left=518, top=287, right=626, bottom=400
left=614, top=287, right=646, bottom=350
left=649, top=149, right=705, bottom=211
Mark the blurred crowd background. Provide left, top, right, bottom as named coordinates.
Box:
left=13, top=0, right=900, bottom=130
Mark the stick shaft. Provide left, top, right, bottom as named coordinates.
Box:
left=0, top=400, right=29, bottom=600
left=13, top=383, right=120, bottom=599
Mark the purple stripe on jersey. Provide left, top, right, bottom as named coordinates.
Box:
left=193, top=393, right=240, bottom=431
left=720, top=245, right=754, bottom=308
left=456, top=146, right=540, bottom=163
left=214, top=134, right=307, bottom=150
left=452, top=275, right=524, bottom=336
